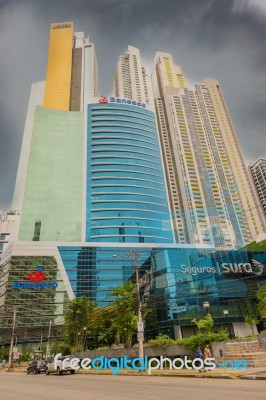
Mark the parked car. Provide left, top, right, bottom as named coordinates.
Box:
left=27, top=360, right=46, bottom=374
left=45, top=356, right=76, bottom=375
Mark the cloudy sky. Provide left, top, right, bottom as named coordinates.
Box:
left=0, top=0, right=266, bottom=209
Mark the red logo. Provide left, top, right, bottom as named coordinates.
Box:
left=28, top=266, right=46, bottom=282
left=99, top=97, right=108, bottom=104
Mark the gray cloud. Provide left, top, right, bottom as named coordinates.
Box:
left=0, top=0, right=266, bottom=209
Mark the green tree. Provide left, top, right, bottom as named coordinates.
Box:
left=244, top=316, right=259, bottom=335
left=64, top=296, right=96, bottom=347
left=257, top=285, right=266, bottom=319
left=89, top=305, right=117, bottom=348
left=50, top=341, right=71, bottom=356
left=110, top=281, right=138, bottom=348
left=0, top=347, right=9, bottom=362
left=19, top=345, right=34, bottom=362
left=191, top=313, right=214, bottom=333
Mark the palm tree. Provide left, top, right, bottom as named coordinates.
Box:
left=244, top=316, right=259, bottom=335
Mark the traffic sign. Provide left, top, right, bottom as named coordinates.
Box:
left=13, top=352, right=20, bottom=360
left=137, top=322, right=144, bottom=332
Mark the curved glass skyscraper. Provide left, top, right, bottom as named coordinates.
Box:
left=86, top=98, right=174, bottom=243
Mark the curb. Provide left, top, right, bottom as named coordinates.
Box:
left=76, top=371, right=236, bottom=379
left=240, top=375, right=266, bottom=380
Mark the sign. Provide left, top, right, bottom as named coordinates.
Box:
left=28, top=266, right=46, bottom=282
left=13, top=352, right=20, bottom=360
left=181, top=258, right=264, bottom=276
left=52, top=23, right=71, bottom=29
left=109, top=97, right=146, bottom=108
left=13, top=262, right=58, bottom=290
left=98, top=97, right=108, bottom=104
left=137, top=322, right=144, bottom=332
left=137, top=332, right=144, bottom=341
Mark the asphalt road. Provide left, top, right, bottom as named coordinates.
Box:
left=0, top=373, right=265, bottom=400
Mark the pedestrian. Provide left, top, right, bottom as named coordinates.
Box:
left=204, top=344, right=212, bottom=359
left=195, top=347, right=204, bottom=372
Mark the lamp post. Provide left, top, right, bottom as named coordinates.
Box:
left=8, top=307, right=17, bottom=366
left=76, top=332, right=81, bottom=352
left=75, top=310, right=81, bottom=352
left=83, top=327, right=87, bottom=351
left=45, top=320, right=52, bottom=360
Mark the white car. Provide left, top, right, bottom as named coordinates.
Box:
left=45, top=356, right=76, bottom=375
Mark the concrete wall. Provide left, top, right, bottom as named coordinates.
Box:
left=232, top=322, right=258, bottom=337
left=75, top=344, right=194, bottom=360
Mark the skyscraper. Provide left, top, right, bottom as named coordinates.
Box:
left=13, top=23, right=98, bottom=242
left=152, top=52, right=266, bottom=248
left=114, top=46, right=153, bottom=107
left=250, top=159, right=266, bottom=217
left=86, top=98, right=174, bottom=243
left=43, top=22, right=74, bottom=110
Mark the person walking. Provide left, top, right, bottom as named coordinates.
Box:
left=204, top=344, right=212, bottom=359
left=195, top=347, right=204, bottom=372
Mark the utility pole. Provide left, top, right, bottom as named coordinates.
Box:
left=127, top=250, right=144, bottom=359
left=8, top=307, right=17, bottom=366
left=46, top=320, right=52, bottom=359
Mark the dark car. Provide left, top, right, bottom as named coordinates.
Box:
left=27, top=360, right=46, bottom=374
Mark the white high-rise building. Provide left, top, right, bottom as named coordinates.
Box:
left=114, top=45, right=153, bottom=107
left=250, top=158, right=266, bottom=217
left=152, top=52, right=266, bottom=248
left=70, top=32, right=99, bottom=111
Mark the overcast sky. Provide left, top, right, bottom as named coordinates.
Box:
left=0, top=0, right=266, bottom=209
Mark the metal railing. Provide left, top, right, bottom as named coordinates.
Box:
left=257, top=334, right=266, bottom=352
left=235, top=330, right=249, bottom=352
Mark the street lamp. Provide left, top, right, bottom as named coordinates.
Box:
left=83, top=327, right=87, bottom=351
left=76, top=332, right=81, bottom=352
left=203, top=301, right=210, bottom=314
left=223, top=309, right=229, bottom=317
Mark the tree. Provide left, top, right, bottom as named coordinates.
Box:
left=50, top=341, right=71, bottom=356
left=244, top=316, right=259, bottom=335
left=64, top=296, right=96, bottom=347
left=109, top=281, right=138, bottom=348
left=191, top=313, right=214, bottom=333
left=89, top=305, right=117, bottom=348
left=257, top=285, right=266, bottom=319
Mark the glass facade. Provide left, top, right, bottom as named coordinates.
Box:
left=1, top=245, right=265, bottom=338
left=18, top=106, right=84, bottom=242
left=58, top=245, right=266, bottom=338
left=86, top=102, right=174, bottom=243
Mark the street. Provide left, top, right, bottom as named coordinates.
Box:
left=0, top=373, right=265, bottom=400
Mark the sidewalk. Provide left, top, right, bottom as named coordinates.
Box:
left=2, top=365, right=266, bottom=379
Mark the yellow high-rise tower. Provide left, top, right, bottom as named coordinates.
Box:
left=43, top=21, right=73, bottom=110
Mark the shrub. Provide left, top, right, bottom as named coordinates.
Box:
left=176, top=329, right=229, bottom=352
left=147, top=334, right=176, bottom=347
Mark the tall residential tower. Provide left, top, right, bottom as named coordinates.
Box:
left=250, top=159, right=266, bottom=217
left=152, top=52, right=266, bottom=247
left=114, top=46, right=153, bottom=107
